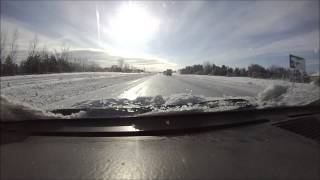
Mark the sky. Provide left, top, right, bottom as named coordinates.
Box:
left=1, top=0, right=319, bottom=72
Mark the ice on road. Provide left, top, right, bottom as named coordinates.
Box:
left=1, top=72, right=319, bottom=111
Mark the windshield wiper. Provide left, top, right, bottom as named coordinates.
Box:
left=51, top=98, right=255, bottom=118
left=51, top=107, right=152, bottom=117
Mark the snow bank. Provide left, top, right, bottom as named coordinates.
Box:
left=258, top=84, right=289, bottom=102
left=164, top=93, right=206, bottom=106
left=256, top=83, right=319, bottom=107
left=0, top=95, right=85, bottom=122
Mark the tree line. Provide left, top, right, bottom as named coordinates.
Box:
left=0, top=30, right=144, bottom=76
left=103, top=59, right=145, bottom=73
left=179, top=62, right=310, bottom=82
left=0, top=30, right=102, bottom=76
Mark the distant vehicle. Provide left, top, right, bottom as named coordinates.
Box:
left=163, top=69, right=173, bottom=76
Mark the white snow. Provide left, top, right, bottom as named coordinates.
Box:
left=0, top=72, right=151, bottom=110
left=257, top=83, right=319, bottom=107
left=1, top=73, right=319, bottom=120
left=258, top=84, right=289, bottom=102
left=0, top=95, right=85, bottom=121
left=164, top=93, right=206, bottom=106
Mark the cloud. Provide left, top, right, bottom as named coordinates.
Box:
left=0, top=17, right=62, bottom=51
left=148, top=1, right=319, bottom=66
left=180, top=1, right=319, bottom=67
left=210, top=30, right=319, bottom=65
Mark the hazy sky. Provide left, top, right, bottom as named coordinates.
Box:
left=1, top=1, right=319, bottom=72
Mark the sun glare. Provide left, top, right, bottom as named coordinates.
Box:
left=107, top=3, right=160, bottom=47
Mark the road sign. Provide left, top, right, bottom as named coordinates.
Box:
left=290, top=54, right=305, bottom=72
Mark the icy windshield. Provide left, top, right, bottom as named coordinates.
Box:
left=0, top=1, right=319, bottom=120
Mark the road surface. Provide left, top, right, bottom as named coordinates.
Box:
left=119, top=73, right=263, bottom=100
left=1, top=72, right=318, bottom=110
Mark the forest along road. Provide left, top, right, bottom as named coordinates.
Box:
left=0, top=72, right=266, bottom=110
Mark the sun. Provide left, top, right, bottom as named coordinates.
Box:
left=106, top=2, right=160, bottom=47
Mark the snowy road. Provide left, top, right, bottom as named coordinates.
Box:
left=1, top=72, right=319, bottom=111
left=120, top=74, right=263, bottom=99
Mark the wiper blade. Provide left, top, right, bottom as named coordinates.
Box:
left=53, top=98, right=255, bottom=118
left=198, top=98, right=254, bottom=109
left=51, top=107, right=152, bottom=117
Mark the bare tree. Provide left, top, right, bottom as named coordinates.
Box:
left=60, top=42, right=70, bottom=61
left=9, top=29, right=19, bottom=63
left=203, top=61, right=211, bottom=75
left=28, top=34, right=38, bottom=57
left=41, top=45, right=47, bottom=57
left=0, top=29, right=19, bottom=76
left=118, top=58, right=124, bottom=70
left=0, top=29, right=7, bottom=62
left=123, top=63, right=130, bottom=72
left=40, top=45, right=49, bottom=73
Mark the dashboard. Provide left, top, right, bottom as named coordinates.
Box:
left=1, top=106, right=320, bottom=180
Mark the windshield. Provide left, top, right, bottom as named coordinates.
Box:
left=1, top=1, right=319, bottom=121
